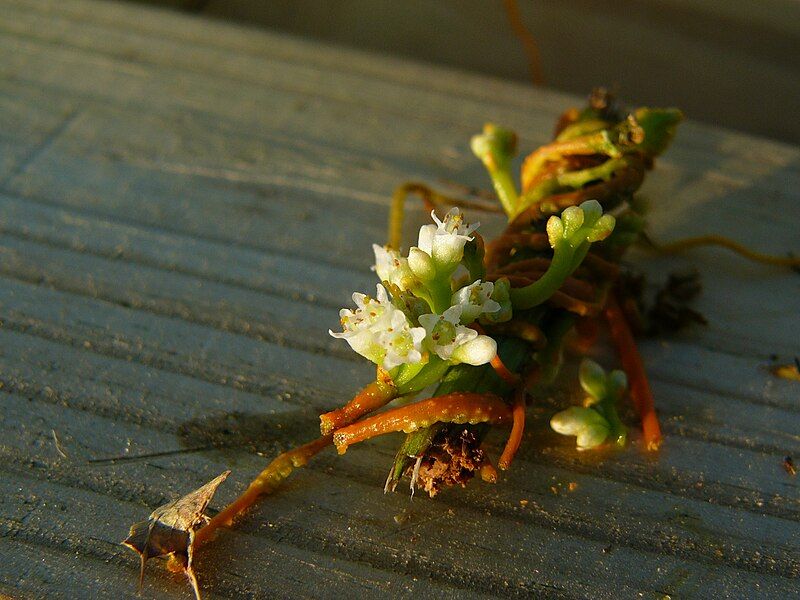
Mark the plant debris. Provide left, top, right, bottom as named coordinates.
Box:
left=784, top=456, right=797, bottom=476
left=618, top=269, right=706, bottom=336
left=123, top=471, right=230, bottom=600
left=51, top=429, right=67, bottom=459
left=407, top=429, right=486, bottom=497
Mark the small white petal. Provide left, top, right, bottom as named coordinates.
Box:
left=418, top=313, right=439, bottom=331
left=452, top=324, right=478, bottom=347
left=417, top=224, right=436, bottom=255
left=441, top=305, right=463, bottom=324
left=376, top=283, right=390, bottom=304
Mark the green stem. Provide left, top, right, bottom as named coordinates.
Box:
left=556, top=157, right=628, bottom=188
left=517, top=157, right=629, bottom=218
left=486, top=167, right=520, bottom=219
left=599, top=400, right=627, bottom=447
left=535, top=312, right=576, bottom=385
left=509, top=241, right=589, bottom=310
left=395, top=357, right=450, bottom=395
left=555, top=119, right=609, bottom=142
left=427, top=279, right=453, bottom=315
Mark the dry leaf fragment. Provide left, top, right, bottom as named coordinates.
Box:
left=123, top=470, right=230, bottom=600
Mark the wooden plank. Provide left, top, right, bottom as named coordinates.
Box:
left=2, top=394, right=798, bottom=597
left=0, top=192, right=369, bottom=308
left=0, top=84, right=77, bottom=181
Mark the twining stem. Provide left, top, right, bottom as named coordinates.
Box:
left=521, top=130, right=620, bottom=183
left=642, top=233, right=800, bottom=268
left=501, top=0, right=546, bottom=86
left=520, top=157, right=630, bottom=213
left=193, top=435, right=332, bottom=546
left=604, top=295, right=662, bottom=450
left=333, top=392, right=511, bottom=454
left=388, top=182, right=500, bottom=250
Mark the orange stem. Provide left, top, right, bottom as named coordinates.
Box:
left=502, top=0, right=546, bottom=86
left=471, top=322, right=520, bottom=385
left=333, top=392, right=510, bottom=454
left=498, top=386, right=526, bottom=470
left=319, top=372, right=397, bottom=435
left=605, top=295, right=662, bottom=451
left=490, top=353, right=521, bottom=387
left=571, top=316, right=599, bottom=354
left=194, top=435, right=332, bottom=546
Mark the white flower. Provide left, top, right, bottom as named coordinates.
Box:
left=417, top=208, right=478, bottom=269
left=451, top=280, right=501, bottom=324
left=377, top=309, right=427, bottom=370
left=330, top=284, right=425, bottom=370
left=418, top=305, right=497, bottom=366
left=372, top=244, right=416, bottom=290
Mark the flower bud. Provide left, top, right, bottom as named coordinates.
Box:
left=607, top=369, right=628, bottom=398
left=451, top=335, right=497, bottom=366
left=470, top=123, right=517, bottom=170
left=550, top=406, right=610, bottom=450
left=561, top=205, right=585, bottom=239
left=546, top=214, right=565, bottom=248
left=408, top=247, right=436, bottom=282
left=586, top=214, right=616, bottom=242
left=579, top=359, right=607, bottom=401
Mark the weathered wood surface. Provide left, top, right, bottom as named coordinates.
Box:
left=0, top=0, right=798, bottom=598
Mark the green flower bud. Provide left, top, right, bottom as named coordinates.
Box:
left=480, top=277, right=512, bottom=324
left=550, top=406, right=611, bottom=450
left=579, top=359, right=607, bottom=401
left=470, top=123, right=517, bottom=170
left=408, top=247, right=436, bottom=282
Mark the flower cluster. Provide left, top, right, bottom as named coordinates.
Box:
left=330, top=209, right=506, bottom=373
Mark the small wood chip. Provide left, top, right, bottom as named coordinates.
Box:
left=771, top=359, right=800, bottom=382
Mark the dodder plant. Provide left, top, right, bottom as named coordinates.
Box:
left=126, top=91, right=700, bottom=598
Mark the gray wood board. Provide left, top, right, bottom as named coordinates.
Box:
left=0, top=0, right=798, bottom=598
